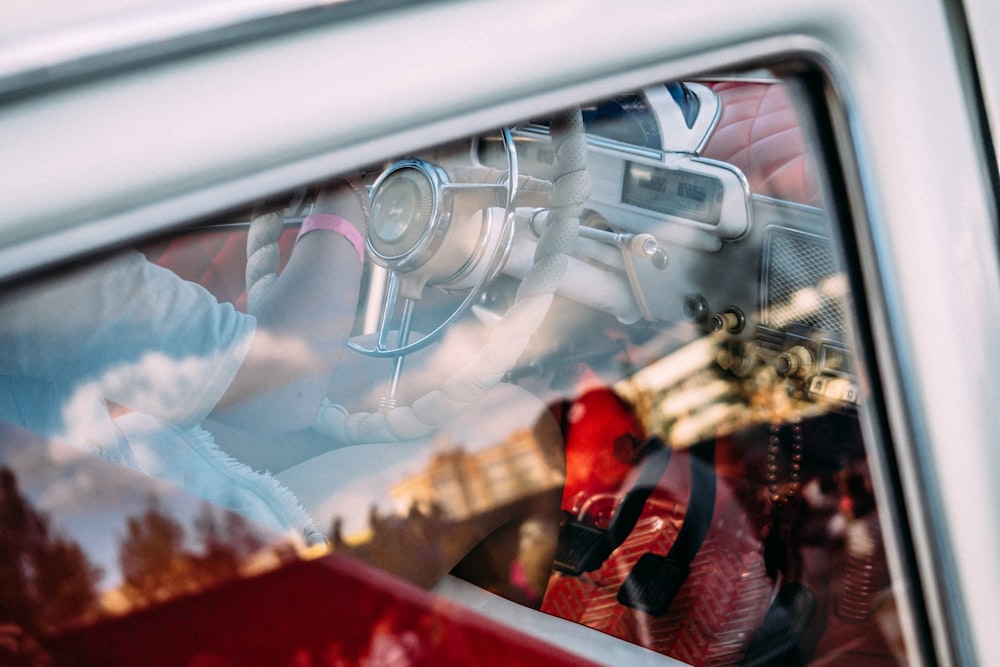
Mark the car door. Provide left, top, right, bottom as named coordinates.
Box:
left=1, top=1, right=998, bottom=665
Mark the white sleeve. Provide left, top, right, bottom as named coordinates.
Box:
left=0, top=249, right=256, bottom=429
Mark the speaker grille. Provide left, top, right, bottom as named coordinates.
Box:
left=761, top=227, right=847, bottom=335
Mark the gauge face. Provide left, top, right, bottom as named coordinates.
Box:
left=371, top=175, right=424, bottom=243
left=621, top=161, right=724, bottom=225
left=369, top=166, right=436, bottom=261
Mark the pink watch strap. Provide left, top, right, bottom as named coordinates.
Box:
left=296, top=213, right=366, bottom=264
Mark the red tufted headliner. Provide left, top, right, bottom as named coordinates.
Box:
left=701, top=81, right=821, bottom=206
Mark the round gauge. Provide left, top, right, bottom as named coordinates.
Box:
left=369, top=166, right=436, bottom=261
left=581, top=93, right=660, bottom=149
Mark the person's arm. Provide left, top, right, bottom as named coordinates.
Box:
left=210, top=180, right=367, bottom=431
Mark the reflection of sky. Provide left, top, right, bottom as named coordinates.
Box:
left=0, top=425, right=286, bottom=590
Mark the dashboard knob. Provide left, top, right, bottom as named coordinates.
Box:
left=709, top=307, right=744, bottom=334
left=631, top=233, right=658, bottom=257
left=776, top=345, right=814, bottom=377
left=683, top=295, right=709, bottom=323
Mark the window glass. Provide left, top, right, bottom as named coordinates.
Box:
left=0, top=71, right=911, bottom=665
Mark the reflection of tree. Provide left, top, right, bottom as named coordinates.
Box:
left=195, top=505, right=268, bottom=582
left=118, top=499, right=267, bottom=609
left=330, top=503, right=449, bottom=589
left=0, top=466, right=102, bottom=646
left=119, top=497, right=185, bottom=606
left=330, top=491, right=561, bottom=602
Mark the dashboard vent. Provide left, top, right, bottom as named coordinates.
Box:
left=760, top=227, right=847, bottom=336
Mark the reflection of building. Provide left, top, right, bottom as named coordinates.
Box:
left=390, top=429, right=563, bottom=521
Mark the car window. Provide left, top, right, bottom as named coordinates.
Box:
left=0, top=70, right=914, bottom=665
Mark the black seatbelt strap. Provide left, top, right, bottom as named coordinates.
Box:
left=553, top=438, right=673, bottom=576
left=617, top=441, right=717, bottom=616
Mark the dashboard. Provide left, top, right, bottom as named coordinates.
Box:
left=476, top=80, right=857, bottom=407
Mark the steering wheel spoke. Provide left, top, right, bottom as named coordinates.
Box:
left=372, top=271, right=401, bottom=353
left=442, top=181, right=511, bottom=208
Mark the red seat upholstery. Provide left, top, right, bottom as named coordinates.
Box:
left=141, top=226, right=296, bottom=312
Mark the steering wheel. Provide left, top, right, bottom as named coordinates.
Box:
left=247, top=111, right=590, bottom=444
left=348, top=128, right=520, bottom=361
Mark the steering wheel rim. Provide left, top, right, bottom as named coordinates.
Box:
left=347, top=128, right=519, bottom=359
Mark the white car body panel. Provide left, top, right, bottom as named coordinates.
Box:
left=1, top=0, right=998, bottom=663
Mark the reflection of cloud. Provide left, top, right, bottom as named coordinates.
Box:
left=59, top=384, right=122, bottom=457
left=61, top=346, right=246, bottom=448
left=37, top=457, right=145, bottom=510
left=431, top=382, right=550, bottom=452
left=347, top=319, right=488, bottom=410
left=56, top=323, right=337, bottom=454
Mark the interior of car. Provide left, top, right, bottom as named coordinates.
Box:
left=1, top=70, right=907, bottom=665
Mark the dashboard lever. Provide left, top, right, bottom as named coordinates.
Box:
left=581, top=227, right=668, bottom=269
left=530, top=209, right=668, bottom=268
